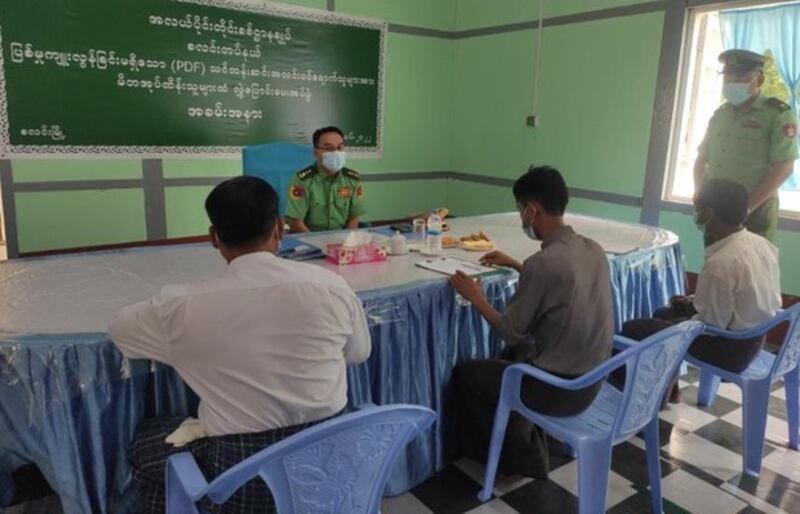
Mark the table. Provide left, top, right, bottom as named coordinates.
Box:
left=0, top=214, right=685, bottom=513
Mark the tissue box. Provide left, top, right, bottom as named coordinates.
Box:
left=326, top=243, right=388, bottom=265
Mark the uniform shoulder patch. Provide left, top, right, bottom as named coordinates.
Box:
left=343, top=168, right=360, bottom=180
left=296, top=166, right=316, bottom=180
left=767, top=97, right=791, bottom=112
left=289, top=184, right=306, bottom=200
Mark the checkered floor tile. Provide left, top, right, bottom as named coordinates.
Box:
left=381, top=367, right=800, bottom=514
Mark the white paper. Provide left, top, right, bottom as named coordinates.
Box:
left=415, top=257, right=495, bottom=276
left=343, top=231, right=373, bottom=247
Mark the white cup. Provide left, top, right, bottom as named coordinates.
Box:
left=390, top=233, right=409, bottom=255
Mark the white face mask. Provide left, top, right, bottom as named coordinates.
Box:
left=322, top=151, right=346, bottom=173
left=521, top=206, right=539, bottom=241
left=723, top=82, right=754, bottom=106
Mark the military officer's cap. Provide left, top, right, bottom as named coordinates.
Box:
left=719, top=49, right=768, bottom=74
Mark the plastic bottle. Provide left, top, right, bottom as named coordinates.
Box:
left=425, top=210, right=443, bottom=255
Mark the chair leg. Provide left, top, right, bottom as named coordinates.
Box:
left=479, top=403, right=511, bottom=502
left=643, top=419, right=664, bottom=514
left=697, top=368, right=721, bottom=407
left=742, top=379, right=771, bottom=477
left=784, top=366, right=799, bottom=450
left=577, top=440, right=612, bottom=514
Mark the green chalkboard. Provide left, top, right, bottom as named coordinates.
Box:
left=0, top=0, right=385, bottom=155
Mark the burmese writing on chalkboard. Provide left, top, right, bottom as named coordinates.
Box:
left=0, top=0, right=386, bottom=156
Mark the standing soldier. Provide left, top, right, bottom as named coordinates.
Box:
left=694, top=50, right=798, bottom=241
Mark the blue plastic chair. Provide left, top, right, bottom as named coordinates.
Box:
left=165, top=404, right=436, bottom=513
left=242, top=141, right=315, bottom=217
left=686, top=303, right=800, bottom=477
left=479, top=321, right=705, bottom=514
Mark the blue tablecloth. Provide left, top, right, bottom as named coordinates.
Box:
left=0, top=239, right=685, bottom=513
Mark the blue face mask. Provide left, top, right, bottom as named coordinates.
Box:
left=322, top=151, right=346, bottom=173
left=723, top=82, right=753, bottom=106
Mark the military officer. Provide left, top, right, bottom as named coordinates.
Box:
left=286, top=126, right=366, bottom=232
left=694, top=49, right=799, bottom=242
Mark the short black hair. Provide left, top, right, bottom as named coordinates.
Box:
left=512, top=165, right=569, bottom=215
left=205, top=176, right=279, bottom=247
left=312, top=126, right=345, bottom=148
left=694, top=179, right=749, bottom=226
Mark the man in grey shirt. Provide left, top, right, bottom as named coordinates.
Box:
left=450, top=166, right=613, bottom=478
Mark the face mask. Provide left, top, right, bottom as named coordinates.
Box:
left=322, top=151, right=346, bottom=173
left=722, top=82, right=753, bottom=106
left=521, top=206, right=539, bottom=241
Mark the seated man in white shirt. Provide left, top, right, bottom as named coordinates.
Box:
left=108, top=176, right=371, bottom=514
left=619, top=178, right=781, bottom=401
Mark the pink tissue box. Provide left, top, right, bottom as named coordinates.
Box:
left=326, top=243, right=388, bottom=265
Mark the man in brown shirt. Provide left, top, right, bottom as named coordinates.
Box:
left=450, top=166, right=613, bottom=478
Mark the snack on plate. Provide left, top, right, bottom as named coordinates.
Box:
left=442, top=236, right=461, bottom=249
left=459, top=231, right=494, bottom=251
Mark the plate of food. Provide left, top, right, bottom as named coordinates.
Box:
left=459, top=231, right=494, bottom=251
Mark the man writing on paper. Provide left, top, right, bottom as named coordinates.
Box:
left=449, top=166, right=613, bottom=478
left=286, top=126, right=367, bottom=232
left=109, top=176, right=371, bottom=513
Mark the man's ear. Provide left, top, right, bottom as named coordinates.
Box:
left=209, top=226, right=220, bottom=249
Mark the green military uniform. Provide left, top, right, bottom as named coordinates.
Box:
left=285, top=164, right=366, bottom=231
left=698, top=50, right=799, bottom=241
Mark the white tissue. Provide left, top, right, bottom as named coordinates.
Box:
left=165, top=417, right=207, bottom=447
left=342, top=231, right=372, bottom=248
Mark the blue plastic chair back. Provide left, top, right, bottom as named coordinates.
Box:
left=771, top=304, right=800, bottom=377
left=479, top=321, right=705, bottom=514
left=686, top=304, right=800, bottom=476
left=613, top=322, right=704, bottom=440
left=167, top=405, right=436, bottom=514
left=242, top=142, right=315, bottom=216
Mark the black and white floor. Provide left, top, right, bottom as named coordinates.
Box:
left=9, top=369, right=798, bottom=514
left=382, top=368, right=800, bottom=514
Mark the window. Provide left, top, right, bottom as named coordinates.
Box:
left=665, top=2, right=800, bottom=213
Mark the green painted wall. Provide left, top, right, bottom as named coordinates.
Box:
left=446, top=181, right=514, bottom=217
left=338, top=0, right=456, bottom=30
left=447, top=181, right=641, bottom=225
left=17, top=190, right=146, bottom=250
left=450, top=11, right=663, bottom=196
left=13, top=159, right=142, bottom=182
left=455, top=0, right=655, bottom=30
left=774, top=229, right=800, bottom=295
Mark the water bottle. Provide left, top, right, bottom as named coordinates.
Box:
left=426, top=210, right=443, bottom=255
